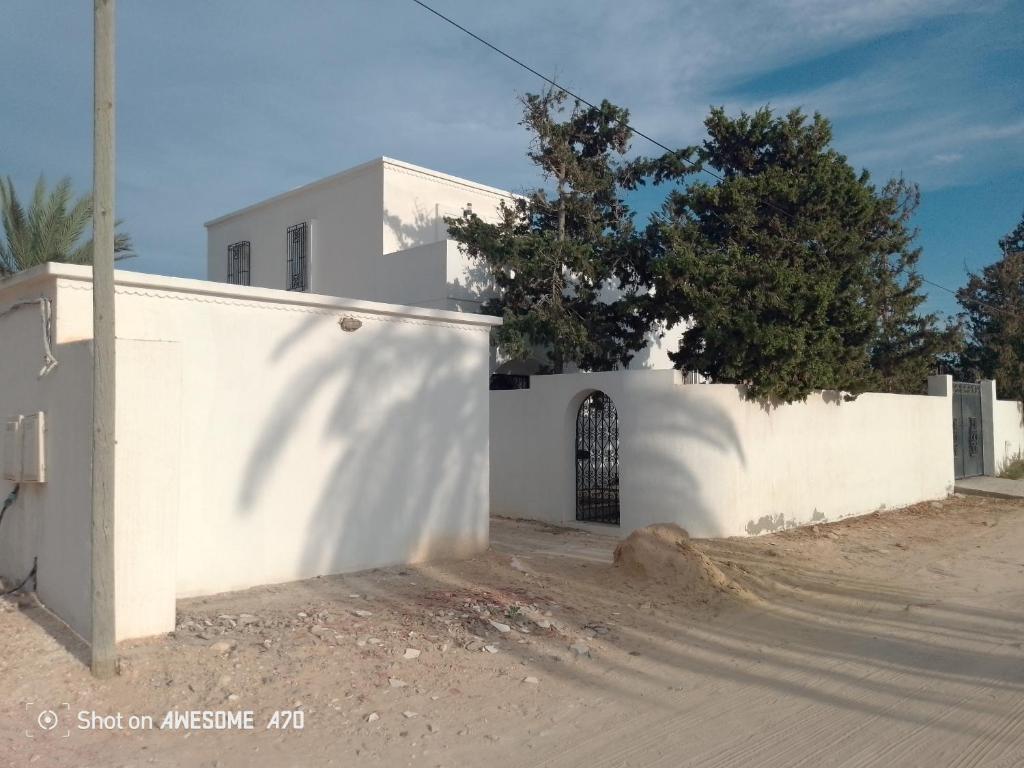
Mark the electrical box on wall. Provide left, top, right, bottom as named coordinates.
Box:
left=2, top=412, right=46, bottom=483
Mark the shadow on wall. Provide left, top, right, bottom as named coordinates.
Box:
left=383, top=206, right=441, bottom=251
left=237, top=311, right=488, bottom=580
left=554, top=379, right=745, bottom=539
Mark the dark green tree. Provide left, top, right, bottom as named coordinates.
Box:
left=956, top=211, right=1024, bottom=401
left=446, top=90, right=652, bottom=373
left=865, top=178, right=961, bottom=393
left=639, top=106, right=954, bottom=402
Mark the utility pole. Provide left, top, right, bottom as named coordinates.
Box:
left=91, top=0, right=117, bottom=678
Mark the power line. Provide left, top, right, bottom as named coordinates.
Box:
left=411, top=0, right=1011, bottom=318
left=410, top=0, right=723, bottom=185
left=921, top=276, right=1015, bottom=320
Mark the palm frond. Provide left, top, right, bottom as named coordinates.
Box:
left=0, top=174, right=135, bottom=274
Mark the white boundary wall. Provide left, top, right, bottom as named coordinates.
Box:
left=0, top=264, right=497, bottom=641
left=991, top=394, right=1024, bottom=473
left=491, top=370, right=954, bottom=538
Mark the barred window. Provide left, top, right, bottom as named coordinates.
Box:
left=226, top=241, right=250, bottom=286
left=286, top=222, right=309, bottom=292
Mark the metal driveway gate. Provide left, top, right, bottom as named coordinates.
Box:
left=953, top=381, right=984, bottom=479
left=575, top=391, right=620, bottom=525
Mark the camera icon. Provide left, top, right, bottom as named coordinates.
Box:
left=37, top=710, right=59, bottom=730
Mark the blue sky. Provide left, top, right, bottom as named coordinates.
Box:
left=2, top=1, right=1021, bottom=319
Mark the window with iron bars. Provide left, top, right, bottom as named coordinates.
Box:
left=286, top=222, right=309, bottom=292
left=226, top=241, right=251, bottom=286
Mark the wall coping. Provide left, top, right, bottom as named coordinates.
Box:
left=0, top=263, right=502, bottom=329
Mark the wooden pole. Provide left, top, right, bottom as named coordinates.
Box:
left=91, top=0, right=117, bottom=678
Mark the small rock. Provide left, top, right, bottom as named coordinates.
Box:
left=226, top=693, right=240, bottom=702
left=427, top=723, right=439, bottom=733
left=366, top=712, right=379, bottom=723
left=389, top=677, right=409, bottom=688
left=209, top=640, right=235, bottom=654
left=483, top=644, right=499, bottom=654
left=534, top=619, right=552, bottom=630
left=523, top=676, right=540, bottom=684
left=569, top=641, right=591, bottom=657
left=353, top=609, right=373, bottom=618
left=403, top=711, right=418, bottom=719
left=489, top=621, right=511, bottom=633
left=509, top=556, right=528, bottom=573
left=403, top=648, right=421, bottom=660
left=238, top=613, right=259, bottom=626
left=464, top=640, right=484, bottom=652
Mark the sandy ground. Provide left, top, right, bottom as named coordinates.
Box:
left=2, top=494, right=1024, bottom=768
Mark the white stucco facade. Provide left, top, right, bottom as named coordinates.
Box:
left=491, top=370, right=955, bottom=538
left=0, top=264, right=498, bottom=642
left=991, top=392, right=1024, bottom=473
left=205, top=157, right=509, bottom=313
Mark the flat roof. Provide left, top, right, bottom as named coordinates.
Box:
left=0, top=263, right=502, bottom=329
left=203, top=156, right=516, bottom=228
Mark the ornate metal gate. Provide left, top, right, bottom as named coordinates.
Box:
left=575, top=392, right=620, bottom=525
left=953, top=381, right=984, bottom=479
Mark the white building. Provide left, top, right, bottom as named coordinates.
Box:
left=0, top=263, right=497, bottom=641
left=206, top=157, right=509, bottom=313
left=205, top=157, right=681, bottom=371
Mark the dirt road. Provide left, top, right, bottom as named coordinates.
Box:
left=2, top=494, right=1023, bottom=767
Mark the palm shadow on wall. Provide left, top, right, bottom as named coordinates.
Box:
left=237, top=310, right=489, bottom=579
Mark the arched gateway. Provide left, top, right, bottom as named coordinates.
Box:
left=575, top=391, right=620, bottom=525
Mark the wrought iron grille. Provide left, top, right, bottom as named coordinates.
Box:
left=952, top=380, right=984, bottom=478
left=286, top=222, right=309, bottom=292
left=226, top=241, right=250, bottom=286
left=575, top=391, right=620, bottom=525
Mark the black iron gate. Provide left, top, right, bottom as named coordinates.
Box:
left=953, top=381, right=984, bottom=479
left=575, top=392, right=620, bottom=525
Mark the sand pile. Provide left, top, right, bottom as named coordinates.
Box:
left=614, top=524, right=747, bottom=596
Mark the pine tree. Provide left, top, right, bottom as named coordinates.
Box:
left=640, top=107, right=954, bottom=402
left=957, top=212, right=1024, bottom=401
left=446, top=90, right=652, bottom=373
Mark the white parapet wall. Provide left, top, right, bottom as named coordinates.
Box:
left=992, top=397, right=1024, bottom=473
left=0, top=264, right=498, bottom=642
left=491, top=370, right=955, bottom=538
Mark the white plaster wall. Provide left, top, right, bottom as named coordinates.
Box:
left=206, top=158, right=508, bottom=313
left=992, top=398, right=1024, bottom=472
left=51, top=265, right=497, bottom=606
left=206, top=159, right=384, bottom=295
left=4, top=264, right=496, bottom=641
left=381, top=159, right=509, bottom=254
left=0, top=275, right=93, bottom=640
left=492, top=370, right=953, bottom=538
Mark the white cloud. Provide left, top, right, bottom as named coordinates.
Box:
left=0, top=0, right=1019, bottom=278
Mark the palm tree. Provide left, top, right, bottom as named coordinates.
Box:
left=0, top=175, right=134, bottom=277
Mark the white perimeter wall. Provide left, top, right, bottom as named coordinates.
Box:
left=1, top=264, right=496, bottom=641
left=492, top=370, right=954, bottom=538
left=992, top=398, right=1024, bottom=472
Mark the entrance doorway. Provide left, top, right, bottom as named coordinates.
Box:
left=575, top=391, right=620, bottom=525
left=953, top=381, right=984, bottom=479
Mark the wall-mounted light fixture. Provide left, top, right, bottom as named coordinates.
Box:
left=338, top=316, right=362, bottom=332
